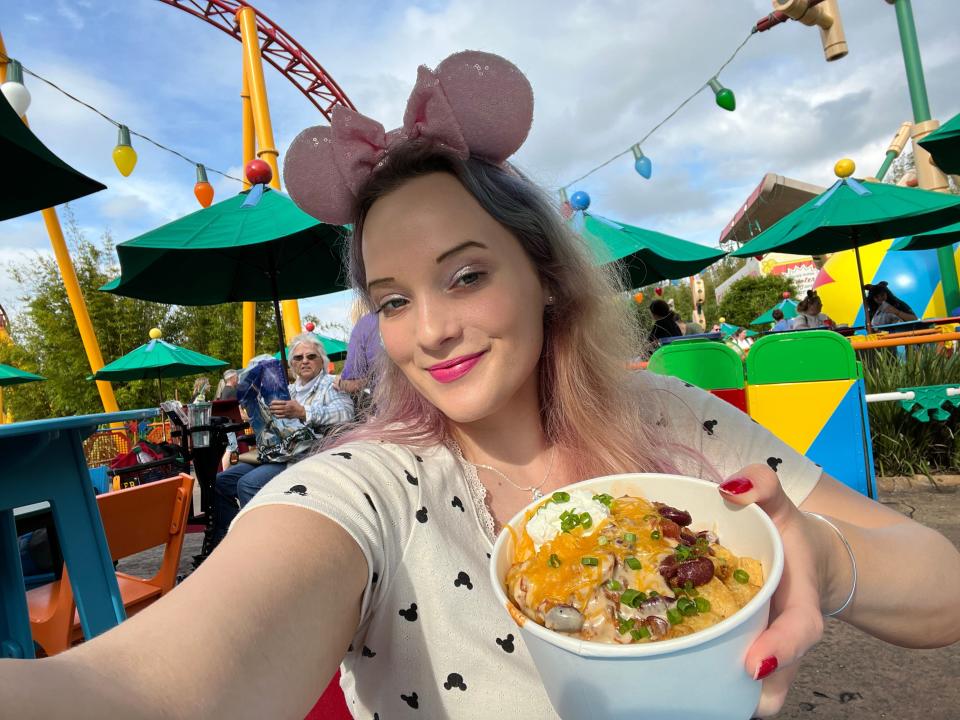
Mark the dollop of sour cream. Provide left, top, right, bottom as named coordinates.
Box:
left=526, top=489, right=611, bottom=550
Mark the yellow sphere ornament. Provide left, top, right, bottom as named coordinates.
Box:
left=834, top=158, right=855, bottom=179
left=113, top=125, right=138, bottom=177
left=149, top=328, right=162, bottom=340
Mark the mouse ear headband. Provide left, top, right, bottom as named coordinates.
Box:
left=283, top=50, right=534, bottom=225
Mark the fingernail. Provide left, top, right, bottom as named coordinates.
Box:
left=754, top=656, right=778, bottom=680
left=719, top=477, right=753, bottom=495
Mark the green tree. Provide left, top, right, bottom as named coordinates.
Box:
left=717, top=274, right=796, bottom=328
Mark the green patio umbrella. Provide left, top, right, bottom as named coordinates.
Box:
left=580, top=213, right=727, bottom=288
left=731, top=162, right=960, bottom=330
left=890, top=220, right=960, bottom=252
left=750, top=298, right=799, bottom=326
left=918, top=113, right=960, bottom=176
left=0, top=363, right=45, bottom=386
left=101, top=187, right=347, bottom=368
left=274, top=332, right=349, bottom=362
left=1, top=90, right=106, bottom=221
left=91, top=333, right=227, bottom=404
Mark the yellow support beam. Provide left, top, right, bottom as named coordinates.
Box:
left=0, top=34, right=119, bottom=413
left=241, top=58, right=257, bottom=366
left=237, top=7, right=301, bottom=343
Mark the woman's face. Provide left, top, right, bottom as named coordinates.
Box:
left=361, top=172, right=549, bottom=425
left=290, top=342, right=323, bottom=382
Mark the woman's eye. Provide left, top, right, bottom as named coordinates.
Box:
left=377, top=297, right=408, bottom=315
left=454, top=270, right=485, bottom=287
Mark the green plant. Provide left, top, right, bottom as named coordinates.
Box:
left=717, top=275, right=796, bottom=329
left=861, top=346, right=960, bottom=476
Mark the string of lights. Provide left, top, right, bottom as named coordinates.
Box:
left=561, top=28, right=756, bottom=200
left=1, top=52, right=243, bottom=208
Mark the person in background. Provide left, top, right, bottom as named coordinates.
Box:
left=771, top=308, right=792, bottom=332
left=790, top=290, right=832, bottom=330
left=191, top=376, right=211, bottom=402
left=673, top=312, right=688, bottom=335
left=335, top=299, right=382, bottom=397
left=215, top=369, right=239, bottom=401
left=865, top=281, right=918, bottom=326
left=684, top=317, right=705, bottom=335
left=648, top=299, right=682, bottom=345
left=211, top=334, right=354, bottom=547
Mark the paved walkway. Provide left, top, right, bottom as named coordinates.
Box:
left=119, top=482, right=960, bottom=719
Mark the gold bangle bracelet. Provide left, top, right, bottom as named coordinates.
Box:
left=803, top=511, right=857, bottom=617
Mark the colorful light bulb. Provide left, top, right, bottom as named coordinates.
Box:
left=631, top=144, right=652, bottom=179
left=194, top=164, right=215, bottom=208
left=112, top=125, right=138, bottom=177
left=1, top=59, right=31, bottom=116
left=569, top=190, right=591, bottom=211
left=708, top=77, right=736, bottom=112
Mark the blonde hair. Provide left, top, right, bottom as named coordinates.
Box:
left=327, top=143, right=703, bottom=481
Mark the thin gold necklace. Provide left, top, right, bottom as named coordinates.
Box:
left=469, top=445, right=557, bottom=501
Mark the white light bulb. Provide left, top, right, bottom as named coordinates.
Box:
left=1, top=80, right=31, bottom=116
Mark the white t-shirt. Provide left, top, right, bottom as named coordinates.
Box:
left=235, top=373, right=822, bottom=719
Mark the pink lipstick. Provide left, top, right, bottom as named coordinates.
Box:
left=427, top=351, right=486, bottom=383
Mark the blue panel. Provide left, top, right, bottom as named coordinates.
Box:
left=805, top=380, right=876, bottom=497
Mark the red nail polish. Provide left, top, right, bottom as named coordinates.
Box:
left=719, top=478, right=753, bottom=495
left=755, top=656, right=778, bottom=680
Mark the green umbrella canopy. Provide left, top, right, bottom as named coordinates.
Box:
left=101, top=188, right=347, bottom=305
left=918, top=112, right=960, bottom=176
left=274, top=332, right=349, bottom=362
left=751, top=298, right=798, bottom=325
left=1, top=90, right=106, bottom=221
left=890, top=220, right=960, bottom=252
left=580, top=213, right=727, bottom=288
left=91, top=338, right=227, bottom=381
left=0, top=363, right=45, bottom=387
left=730, top=176, right=960, bottom=258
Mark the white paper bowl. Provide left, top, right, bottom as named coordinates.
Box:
left=489, top=473, right=784, bottom=720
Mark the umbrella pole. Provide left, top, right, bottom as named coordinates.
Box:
left=854, top=241, right=872, bottom=334
left=268, top=265, right=290, bottom=378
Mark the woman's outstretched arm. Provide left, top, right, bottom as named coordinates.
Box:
left=0, top=504, right=366, bottom=719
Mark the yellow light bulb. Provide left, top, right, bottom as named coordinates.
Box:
left=149, top=328, right=162, bottom=339
left=834, top=158, right=855, bottom=179
left=113, top=125, right=138, bottom=177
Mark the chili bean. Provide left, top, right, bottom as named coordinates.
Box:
left=659, top=554, right=679, bottom=582
left=642, top=616, right=670, bottom=640
left=659, top=518, right=681, bottom=541
left=657, top=504, right=693, bottom=527
left=674, top=557, right=715, bottom=587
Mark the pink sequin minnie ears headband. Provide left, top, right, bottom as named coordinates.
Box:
left=283, top=50, right=534, bottom=225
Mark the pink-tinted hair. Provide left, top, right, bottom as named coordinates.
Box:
left=325, top=143, right=711, bottom=482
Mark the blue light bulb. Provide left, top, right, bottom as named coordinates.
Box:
left=569, top=191, right=591, bottom=211
left=634, top=155, right=652, bottom=179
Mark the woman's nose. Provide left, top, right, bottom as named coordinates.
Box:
left=416, top=294, right=461, bottom=350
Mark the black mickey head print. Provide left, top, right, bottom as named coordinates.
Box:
left=767, top=457, right=783, bottom=472
left=371, top=571, right=379, bottom=585
left=348, top=643, right=354, bottom=652
left=682, top=381, right=694, bottom=388
left=405, top=470, right=419, bottom=486
left=454, top=571, right=473, bottom=590
left=284, top=485, right=307, bottom=496
left=443, top=673, right=467, bottom=691
left=364, top=492, right=378, bottom=515
left=416, top=506, right=429, bottom=523
left=374, top=714, right=379, bottom=720
left=496, top=634, right=515, bottom=653
left=362, top=645, right=376, bottom=658
left=415, top=454, right=423, bottom=462
left=702, top=419, right=718, bottom=436
left=401, top=692, right=419, bottom=708
left=485, top=552, right=490, bottom=559
left=399, top=603, right=418, bottom=621
left=332, top=451, right=352, bottom=460
left=451, top=496, right=465, bottom=512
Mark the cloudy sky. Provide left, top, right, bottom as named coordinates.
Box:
left=3, top=0, right=959, bottom=340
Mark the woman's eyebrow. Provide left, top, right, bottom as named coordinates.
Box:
left=367, top=276, right=394, bottom=292
left=435, top=240, right=487, bottom=264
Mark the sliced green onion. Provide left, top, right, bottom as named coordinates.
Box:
left=579, top=512, right=593, bottom=529
left=650, top=530, right=662, bottom=541
left=625, top=557, right=642, bottom=571
left=679, top=599, right=698, bottom=616
left=620, top=589, right=643, bottom=608
left=649, top=590, right=659, bottom=598
left=666, top=608, right=683, bottom=625
left=598, top=535, right=609, bottom=546
left=696, top=535, right=709, bottom=548
left=607, top=579, right=622, bottom=591
left=617, top=616, right=635, bottom=635
left=683, top=580, right=694, bottom=592
left=581, top=556, right=599, bottom=567
left=637, top=624, right=651, bottom=639
left=592, top=493, right=614, bottom=507
left=695, top=597, right=711, bottom=613
left=733, top=568, right=750, bottom=584
left=548, top=553, right=561, bottom=568
left=552, top=491, right=570, bottom=503
left=624, top=532, right=637, bottom=544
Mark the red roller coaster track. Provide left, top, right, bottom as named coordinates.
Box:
left=156, top=0, right=355, bottom=118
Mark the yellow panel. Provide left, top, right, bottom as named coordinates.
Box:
left=747, top=379, right=853, bottom=453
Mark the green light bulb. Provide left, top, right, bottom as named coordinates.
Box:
left=708, top=77, right=736, bottom=112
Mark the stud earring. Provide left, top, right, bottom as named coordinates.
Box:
left=546, top=295, right=555, bottom=304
